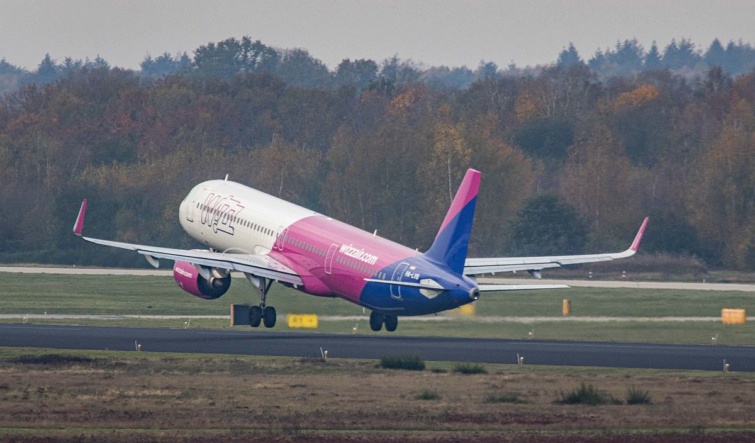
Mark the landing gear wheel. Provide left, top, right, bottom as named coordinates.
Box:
left=249, top=306, right=262, bottom=328
left=384, top=314, right=398, bottom=332
left=369, top=311, right=383, bottom=331
left=262, top=306, right=277, bottom=328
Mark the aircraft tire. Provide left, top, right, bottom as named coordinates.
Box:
left=384, top=314, right=398, bottom=332
left=369, top=311, right=383, bottom=331
left=249, top=306, right=262, bottom=328
left=262, top=306, right=276, bottom=328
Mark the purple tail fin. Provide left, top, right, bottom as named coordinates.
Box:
left=424, top=169, right=481, bottom=274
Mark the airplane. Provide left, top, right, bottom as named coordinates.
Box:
left=73, top=168, right=648, bottom=332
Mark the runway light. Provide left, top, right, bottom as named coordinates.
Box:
left=134, top=340, right=142, bottom=352
left=320, top=347, right=328, bottom=361
left=352, top=323, right=358, bottom=334
left=723, top=359, right=730, bottom=373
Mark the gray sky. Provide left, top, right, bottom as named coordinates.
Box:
left=1, top=0, right=754, bottom=71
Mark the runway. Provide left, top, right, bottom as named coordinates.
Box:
left=1, top=323, right=753, bottom=372
left=2, top=266, right=754, bottom=291
left=2, top=266, right=753, bottom=371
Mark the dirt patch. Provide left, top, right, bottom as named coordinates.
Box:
left=0, top=355, right=753, bottom=441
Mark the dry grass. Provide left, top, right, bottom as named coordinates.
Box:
left=0, top=352, right=753, bottom=442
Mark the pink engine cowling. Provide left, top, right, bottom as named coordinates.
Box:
left=173, top=261, right=231, bottom=300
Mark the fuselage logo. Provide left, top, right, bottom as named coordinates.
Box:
left=201, top=193, right=245, bottom=235
left=339, top=244, right=379, bottom=265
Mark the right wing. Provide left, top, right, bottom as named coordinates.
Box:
left=73, top=199, right=303, bottom=286
left=464, top=217, right=648, bottom=278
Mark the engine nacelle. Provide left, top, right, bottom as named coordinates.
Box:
left=173, top=261, right=231, bottom=300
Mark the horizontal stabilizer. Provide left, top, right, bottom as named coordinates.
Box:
left=477, top=284, right=569, bottom=292
left=363, top=278, right=449, bottom=291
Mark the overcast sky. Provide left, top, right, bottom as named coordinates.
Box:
left=1, top=0, right=754, bottom=71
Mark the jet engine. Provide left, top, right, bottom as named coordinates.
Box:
left=173, top=261, right=231, bottom=300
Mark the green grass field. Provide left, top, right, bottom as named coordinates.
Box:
left=1, top=272, right=753, bottom=345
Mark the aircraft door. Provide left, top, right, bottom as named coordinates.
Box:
left=185, top=191, right=199, bottom=223
left=390, top=262, right=410, bottom=300
left=276, top=226, right=288, bottom=251
left=325, top=244, right=338, bottom=275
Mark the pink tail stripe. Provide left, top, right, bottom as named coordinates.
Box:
left=630, top=217, right=649, bottom=252
left=73, top=199, right=87, bottom=236
left=436, top=169, right=481, bottom=235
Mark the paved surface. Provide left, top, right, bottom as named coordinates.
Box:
left=2, top=266, right=752, bottom=371
left=1, top=324, right=753, bottom=372
left=2, top=266, right=753, bottom=291
left=2, top=314, right=753, bottom=323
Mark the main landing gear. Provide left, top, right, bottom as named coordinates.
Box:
left=249, top=305, right=276, bottom=328
left=370, top=311, right=398, bottom=332
left=247, top=276, right=276, bottom=328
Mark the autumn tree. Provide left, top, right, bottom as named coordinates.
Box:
left=464, top=114, right=535, bottom=255
left=417, top=103, right=471, bottom=236
left=333, top=59, right=378, bottom=91
left=275, top=49, right=330, bottom=88
left=561, top=122, right=646, bottom=248
left=688, top=99, right=755, bottom=269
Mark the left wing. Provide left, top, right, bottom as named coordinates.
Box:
left=464, top=217, right=648, bottom=278
left=73, top=199, right=303, bottom=286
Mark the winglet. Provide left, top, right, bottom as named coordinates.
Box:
left=630, top=217, right=649, bottom=252
left=609, top=217, right=649, bottom=259
left=425, top=169, right=481, bottom=274
left=73, top=199, right=87, bottom=236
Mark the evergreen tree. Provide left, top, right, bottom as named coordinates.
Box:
left=36, top=53, right=58, bottom=84
left=644, top=42, right=662, bottom=70
left=0, top=58, right=24, bottom=75
left=662, top=38, right=700, bottom=70
left=704, top=39, right=726, bottom=69
left=475, top=60, right=499, bottom=80
left=557, top=43, right=582, bottom=67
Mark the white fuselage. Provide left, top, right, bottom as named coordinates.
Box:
left=178, top=180, right=316, bottom=254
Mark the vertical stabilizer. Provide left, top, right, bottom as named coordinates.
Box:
left=424, top=169, right=481, bottom=273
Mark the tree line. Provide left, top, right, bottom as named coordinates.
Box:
left=0, top=37, right=753, bottom=270
left=2, top=37, right=755, bottom=95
